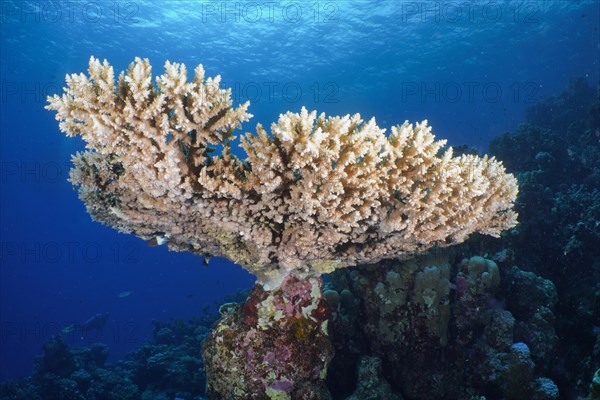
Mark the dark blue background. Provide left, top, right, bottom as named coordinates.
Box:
left=1, top=0, right=598, bottom=380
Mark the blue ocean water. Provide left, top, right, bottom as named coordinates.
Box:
left=0, top=0, right=598, bottom=383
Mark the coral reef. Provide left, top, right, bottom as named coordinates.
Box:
left=127, top=318, right=208, bottom=399
left=345, top=356, right=402, bottom=400
left=46, top=57, right=518, bottom=288
left=0, top=336, right=137, bottom=400
left=502, top=266, right=558, bottom=367
left=326, top=253, right=560, bottom=400
left=45, top=57, right=600, bottom=400
left=504, top=342, right=535, bottom=399
left=0, top=254, right=566, bottom=400
left=0, top=316, right=217, bottom=400
left=44, top=57, right=519, bottom=399
left=489, top=77, right=600, bottom=397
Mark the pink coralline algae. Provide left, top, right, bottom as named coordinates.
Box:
left=202, top=275, right=333, bottom=400
left=454, top=274, right=468, bottom=294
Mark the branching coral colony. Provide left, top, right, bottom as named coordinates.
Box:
left=46, top=56, right=518, bottom=289
left=47, top=57, right=519, bottom=399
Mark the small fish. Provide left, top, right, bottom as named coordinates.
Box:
left=147, top=236, right=168, bottom=247
left=118, top=291, right=132, bottom=298
left=62, top=324, right=76, bottom=334
left=82, top=312, right=109, bottom=330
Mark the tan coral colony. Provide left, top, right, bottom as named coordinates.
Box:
left=46, top=56, right=518, bottom=289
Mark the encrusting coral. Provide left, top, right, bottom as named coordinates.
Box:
left=46, top=56, right=518, bottom=289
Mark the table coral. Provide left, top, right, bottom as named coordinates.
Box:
left=46, top=57, right=518, bottom=289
